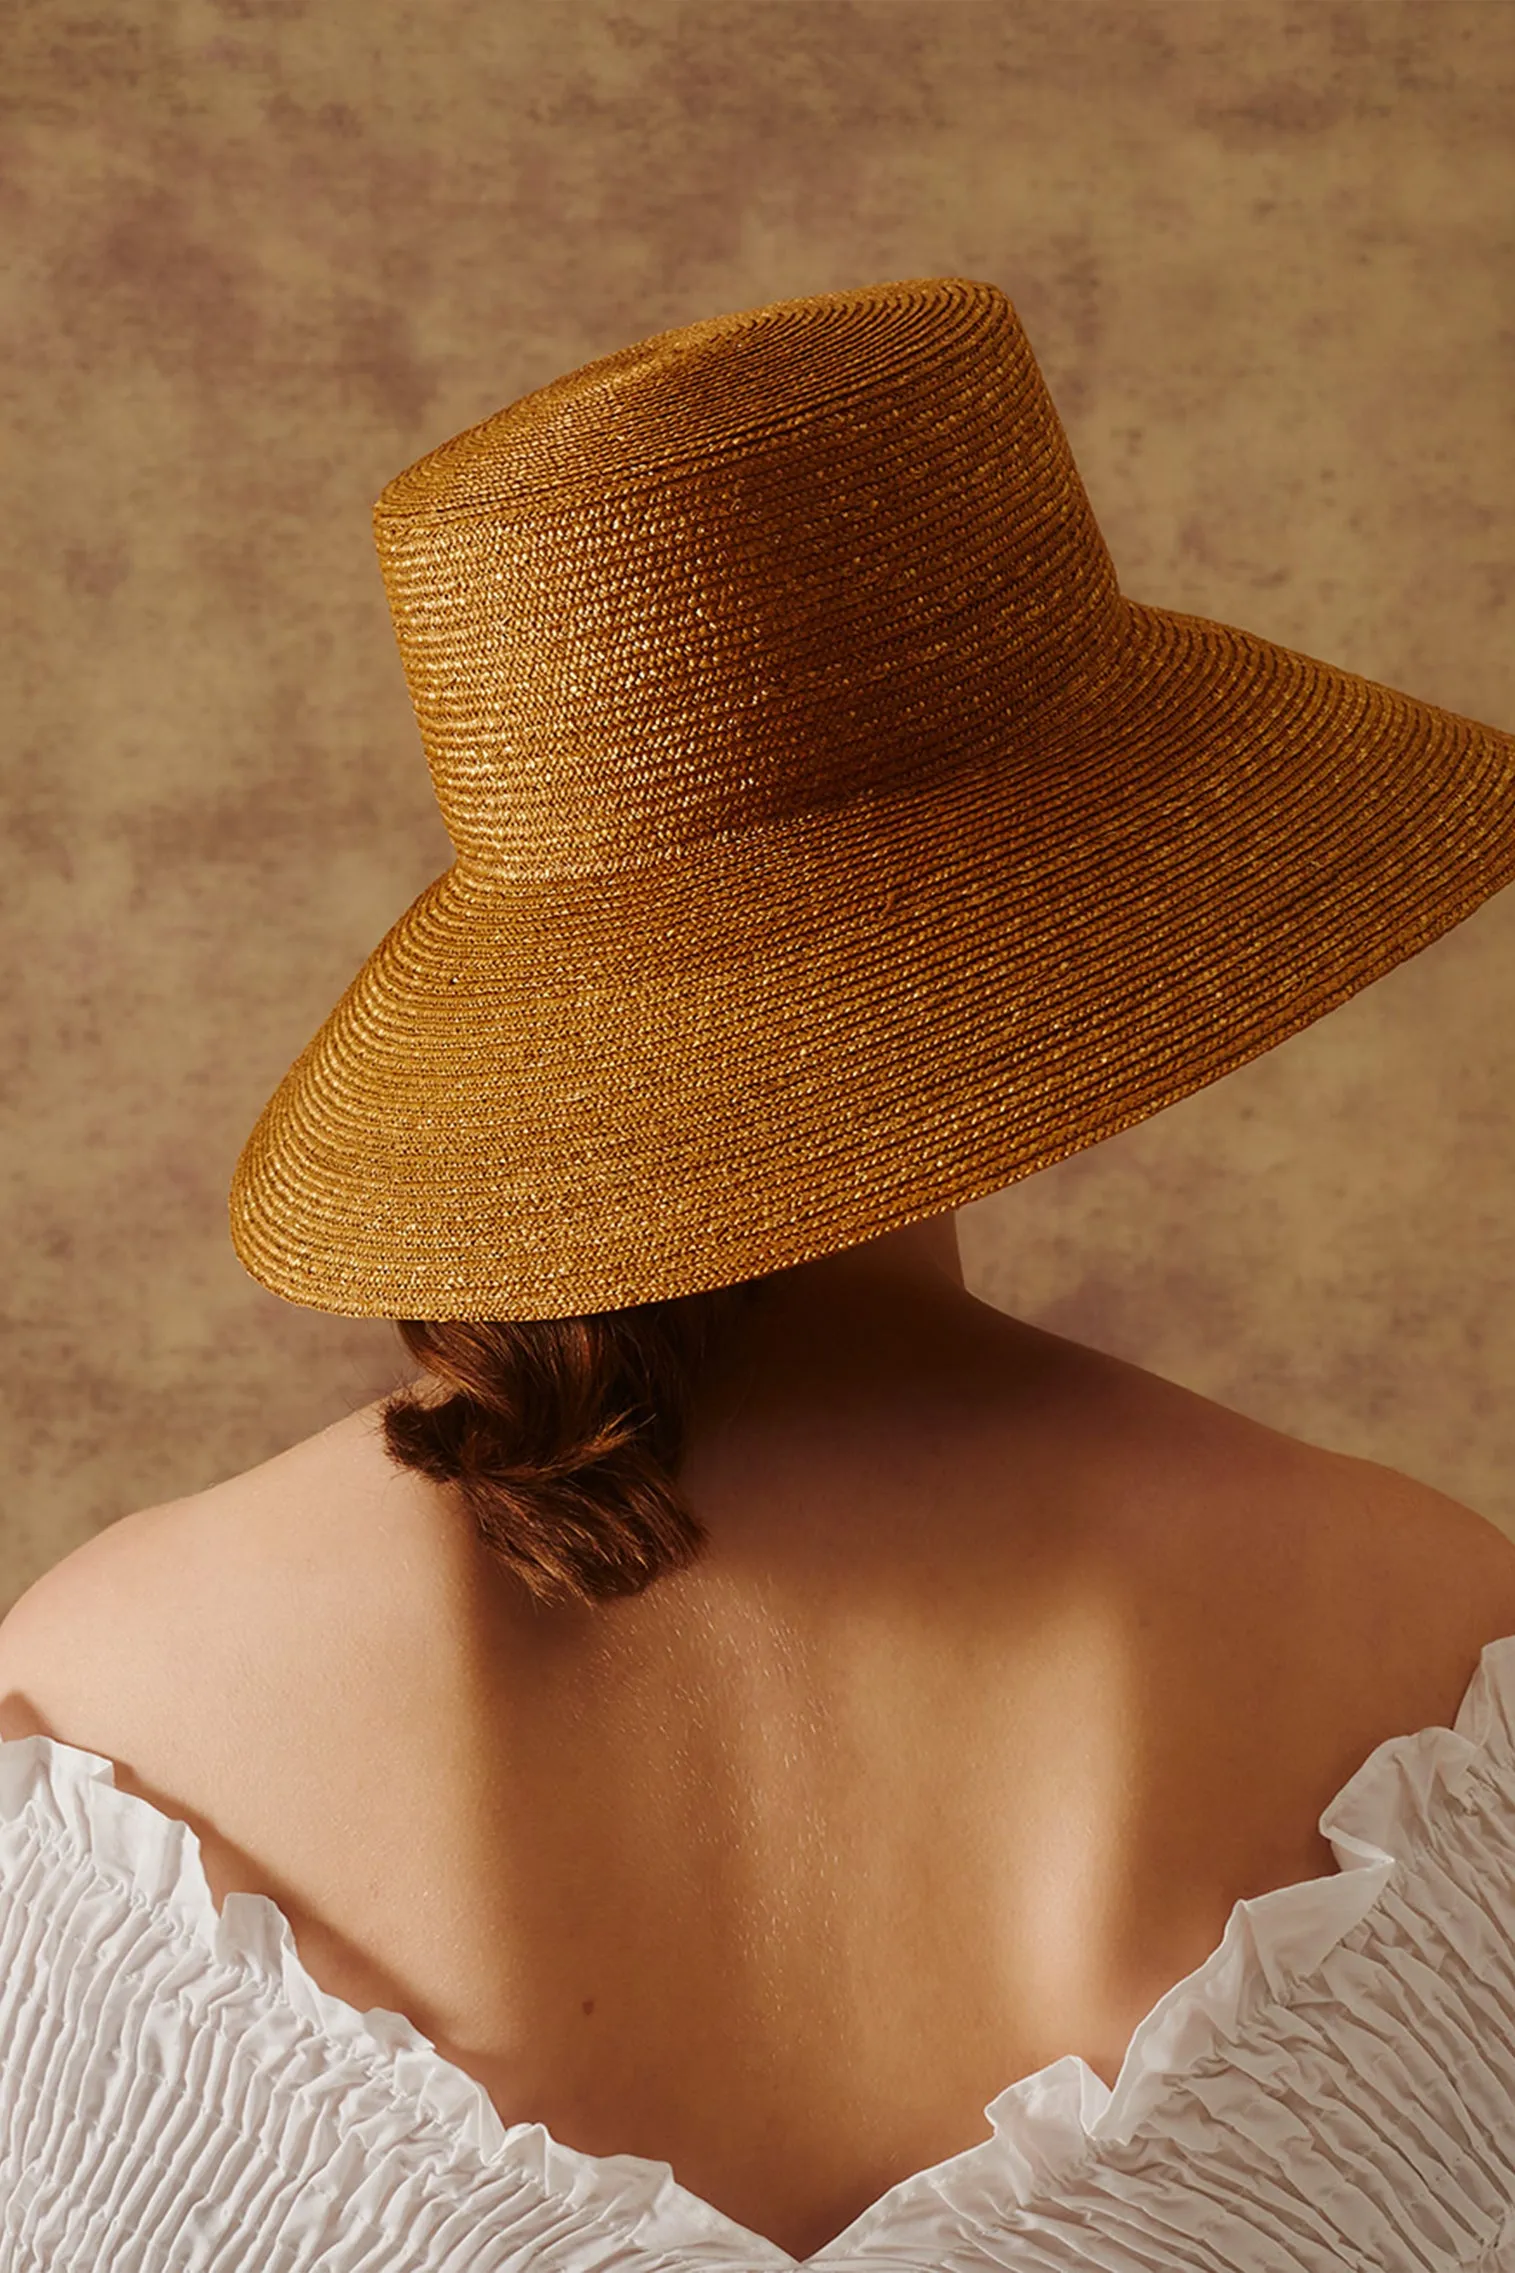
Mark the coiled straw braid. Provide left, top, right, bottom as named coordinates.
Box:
left=377, top=1277, right=772, bottom=1609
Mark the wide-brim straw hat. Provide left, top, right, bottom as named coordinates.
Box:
left=228, top=274, right=1515, bottom=1322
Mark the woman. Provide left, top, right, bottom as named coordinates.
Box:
left=4, top=275, right=1515, bottom=2271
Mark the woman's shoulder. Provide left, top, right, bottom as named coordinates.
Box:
left=6, top=1373, right=1515, bottom=1752
left=0, top=1392, right=460, bottom=1742
left=1099, top=1365, right=1515, bottom=1739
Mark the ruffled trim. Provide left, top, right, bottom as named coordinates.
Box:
left=0, top=1728, right=512, bottom=2161
left=822, top=1630, right=1515, bottom=2261
left=3, top=1631, right=1515, bottom=2269
left=0, top=1735, right=764, bottom=2268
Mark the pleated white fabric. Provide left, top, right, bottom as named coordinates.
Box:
left=5, top=1642, right=1515, bottom=2272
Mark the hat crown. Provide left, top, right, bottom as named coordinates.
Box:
left=371, top=275, right=1127, bottom=881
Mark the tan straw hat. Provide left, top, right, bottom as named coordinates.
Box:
left=228, top=274, right=1515, bottom=1321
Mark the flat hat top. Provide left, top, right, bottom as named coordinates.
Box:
left=366, top=277, right=1125, bottom=882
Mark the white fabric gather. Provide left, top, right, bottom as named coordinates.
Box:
left=6, top=1641, right=1515, bottom=2270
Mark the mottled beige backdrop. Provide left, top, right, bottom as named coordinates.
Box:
left=4, top=0, right=1513, bottom=1608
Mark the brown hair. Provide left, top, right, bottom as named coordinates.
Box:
left=377, top=1276, right=774, bottom=1611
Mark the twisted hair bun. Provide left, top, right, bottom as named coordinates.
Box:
left=378, top=1278, right=770, bottom=1610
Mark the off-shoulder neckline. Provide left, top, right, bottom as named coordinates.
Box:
left=5, top=1633, right=1515, bottom=2268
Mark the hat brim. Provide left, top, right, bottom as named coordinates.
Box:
left=229, top=598, right=1515, bottom=1319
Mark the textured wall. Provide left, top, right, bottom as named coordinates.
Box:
left=4, top=0, right=1513, bottom=1608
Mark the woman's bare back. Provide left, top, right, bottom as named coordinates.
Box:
left=5, top=1300, right=1515, bottom=2262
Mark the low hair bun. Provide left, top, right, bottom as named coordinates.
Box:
left=378, top=1280, right=769, bottom=1611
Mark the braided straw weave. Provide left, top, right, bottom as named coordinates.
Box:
left=228, top=274, right=1515, bottom=1320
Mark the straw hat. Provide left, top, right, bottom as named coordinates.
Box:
left=228, top=274, right=1515, bottom=1322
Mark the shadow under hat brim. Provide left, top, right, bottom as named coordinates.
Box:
left=228, top=599, right=1515, bottom=1320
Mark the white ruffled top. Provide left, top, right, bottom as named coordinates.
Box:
left=6, top=1639, right=1515, bottom=2271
